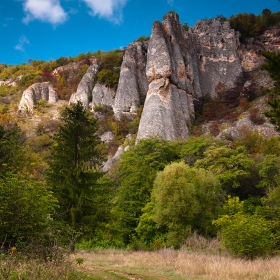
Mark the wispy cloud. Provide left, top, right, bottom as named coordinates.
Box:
left=81, top=0, right=129, bottom=24
left=22, top=0, right=68, bottom=25
left=2, top=17, right=14, bottom=27
left=167, top=0, right=174, bottom=5
left=14, top=36, right=30, bottom=52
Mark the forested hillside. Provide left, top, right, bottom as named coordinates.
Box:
left=1, top=8, right=280, bottom=279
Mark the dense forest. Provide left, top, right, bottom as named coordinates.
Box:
left=1, top=8, right=280, bottom=279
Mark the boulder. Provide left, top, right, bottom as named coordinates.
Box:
left=18, top=82, right=58, bottom=113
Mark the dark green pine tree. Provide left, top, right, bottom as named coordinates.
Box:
left=0, top=124, right=25, bottom=176
left=46, top=101, right=103, bottom=243
left=262, top=52, right=280, bottom=131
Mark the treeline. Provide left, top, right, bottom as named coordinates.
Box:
left=0, top=49, right=123, bottom=100
left=1, top=103, right=280, bottom=260
left=228, top=8, right=280, bottom=42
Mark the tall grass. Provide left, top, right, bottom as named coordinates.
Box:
left=75, top=235, right=280, bottom=280
left=0, top=246, right=81, bottom=279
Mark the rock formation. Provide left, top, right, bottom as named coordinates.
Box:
left=102, top=145, right=130, bottom=172
left=0, top=75, right=23, bottom=87
left=192, top=19, right=243, bottom=97
left=18, top=82, right=58, bottom=113
left=69, top=64, right=99, bottom=108
left=113, top=41, right=149, bottom=118
left=91, top=82, right=115, bottom=109
left=136, top=12, right=245, bottom=141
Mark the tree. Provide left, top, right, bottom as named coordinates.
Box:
left=194, top=145, right=260, bottom=198
left=46, top=101, right=103, bottom=246
left=214, top=197, right=274, bottom=259
left=261, top=52, right=280, bottom=131
left=150, top=162, right=223, bottom=248
left=0, top=173, right=58, bottom=249
left=110, top=137, right=182, bottom=245
left=0, top=124, right=25, bottom=176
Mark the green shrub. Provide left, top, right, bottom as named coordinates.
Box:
left=134, top=36, right=150, bottom=42
left=214, top=213, right=274, bottom=259
left=0, top=173, right=58, bottom=249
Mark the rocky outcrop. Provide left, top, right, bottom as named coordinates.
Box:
left=52, top=62, right=79, bottom=78
left=238, top=26, right=280, bottom=72
left=137, top=79, right=194, bottom=140
left=18, top=82, right=58, bottom=113
left=91, top=82, right=115, bottom=109
left=100, top=131, right=114, bottom=143
left=69, top=64, right=99, bottom=108
left=0, top=75, right=23, bottom=87
left=113, top=41, right=149, bottom=118
left=192, top=19, right=243, bottom=97
left=137, top=12, right=244, bottom=141
left=137, top=13, right=195, bottom=141
left=218, top=116, right=279, bottom=139
left=102, top=145, right=130, bottom=172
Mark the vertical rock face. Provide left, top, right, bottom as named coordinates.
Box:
left=137, top=78, right=194, bottom=140
left=69, top=64, right=99, bottom=108
left=136, top=12, right=243, bottom=141
left=113, top=41, right=149, bottom=118
left=137, top=12, right=195, bottom=141
left=192, top=19, right=243, bottom=97
left=91, top=82, right=115, bottom=108
left=18, top=82, right=58, bottom=113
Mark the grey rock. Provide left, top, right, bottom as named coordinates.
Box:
left=102, top=146, right=125, bottom=172
left=69, top=64, right=99, bottom=108
left=91, top=82, right=115, bottom=108
left=218, top=116, right=280, bottom=139
left=136, top=78, right=194, bottom=141
left=113, top=41, right=149, bottom=117
left=137, top=12, right=244, bottom=141
left=52, top=62, right=79, bottom=78
left=0, top=75, right=23, bottom=87
left=18, top=82, right=58, bottom=113
left=100, top=131, right=114, bottom=143
left=192, top=19, right=243, bottom=97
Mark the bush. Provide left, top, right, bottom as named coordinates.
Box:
left=150, top=162, right=223, bottom=247
left=249, top=107, right=265, bottom=125
left=214, top=213, right=274, bottom=259
left=0, top=173, right=58, bottom=249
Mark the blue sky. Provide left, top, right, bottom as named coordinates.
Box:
left=0, top=0, right=279, bottom=65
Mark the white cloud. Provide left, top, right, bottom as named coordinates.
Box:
left=14, top=36, right=30, bottom=52
left=22, top=0, right=67, bottom=25
left=82, top=0, right=129, bottom=24
left=167, top=0, right=174, bottom=5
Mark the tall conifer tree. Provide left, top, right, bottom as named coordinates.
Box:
left=46, top=101, right=103, bottom=242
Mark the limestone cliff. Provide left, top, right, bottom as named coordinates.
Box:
left=238, top=26, right=280, bottom=72
left=69, top=64, right=99, bottom=108
left=113, top=41, right=149, bottom=118
left=192, top=19, right=243, bottom=97
left=18, top=82, right=58, bottom=113
left=91, top=82, right=115, bottom=109
left=137, top=12, right=244, bottom=141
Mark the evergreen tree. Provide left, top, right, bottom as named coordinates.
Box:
left=46, top=101, right=103, bottom=245
left=261, top=52, right=280, bottom=131
left=0, top=124, right=25, bottom=176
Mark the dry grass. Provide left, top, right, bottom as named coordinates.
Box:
left=0, top=247, right=80, bottom=280
left=75, top=249, right=280, bottom=280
